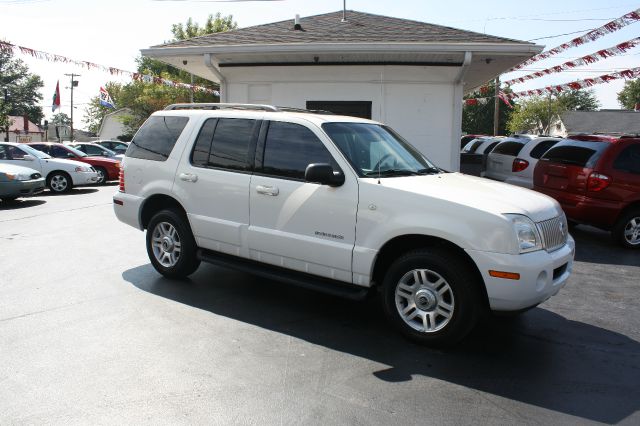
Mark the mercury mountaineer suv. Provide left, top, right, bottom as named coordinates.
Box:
left=113, top=103, right=575, bottom=346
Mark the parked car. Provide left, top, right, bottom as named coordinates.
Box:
left=460, top=134, right=486, bottom=150
left=69, top=142, right=124, bottom=161
left=485, top=137, right=562, bottom=188
left=0, top=163, right=45, bottom=201
left=114, top=103, right=574, bottom=346
left=534, top=135, right=640, bottom=248
left=0, top=143, right=98, bottom=193
left=460, top=136, right=503, bottom=176
left=95, top=140, right=129, bottom=155
left=28, top=142, right=120, bottom=185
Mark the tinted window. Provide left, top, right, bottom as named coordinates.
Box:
left=191, top=119, right=217, bottom=167
left=529, top=139, right=560, bottom=159
left=482, top=141, right=500, bottom=155
left=542, top=139, right=610, bottom=168
left=50, top=145, right=76, bottom=158
left=468, top=140, right=486, bottom=154
left=0, top=145, right=26, bottom=160
left=492, top=141, right=526, bottom=156
left=208, top=118, right=256, bottom=170
left=262, top=122, right=335, bottom=180
left=128, top=116, right=189, bottom=161
left=29, top=144, right=49, bottom=154
left=613, top=144, right=640, bottom=174
left=83, top=145, right=106, bottom=156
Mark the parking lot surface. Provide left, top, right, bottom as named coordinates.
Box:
left=1, top=186, right=639, bottom=425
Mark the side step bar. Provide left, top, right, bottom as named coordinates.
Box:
left=197, top=249, right=370, bottom=301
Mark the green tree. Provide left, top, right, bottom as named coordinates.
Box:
left=462, top=82, right=515, bottom=135
left=0, top=44, right=44, bottom=137
left=85, top=14, right=235, bottom=136
left=507, top=89, right=599, bottom=134
left=617, top=78, right=640, bottom=110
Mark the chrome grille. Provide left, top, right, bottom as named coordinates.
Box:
left=537, top=215, right=568, bottom=252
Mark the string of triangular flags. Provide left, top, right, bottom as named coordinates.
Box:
left=0, top=40, right=220, bottom=96
left=508, top=7, right=640, bottom=72
left=504, top=37, right=640, bottom=86
left=464, top=92, right=513, bottom=107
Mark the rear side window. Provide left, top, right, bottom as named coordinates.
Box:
left=128, top=116, right=189, bottom=161
left=190, top=118, right=257, bottom=171
left=492, top=141, right=526, bottom=156
left=261, top=122, right=336, bottom=180
left=463, top=140, right=485, bottom=153
left=482, top=141, right=500, bottom=155
left=541, top=139, right=610, bottom=168
left=529, top=140, right=560, bottom=159
left=613, top=144, right=640, bottom=174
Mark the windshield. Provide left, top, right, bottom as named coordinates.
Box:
left=18, top=144, right=50, bottom=159
left=322, top=123, right=439, bottom=177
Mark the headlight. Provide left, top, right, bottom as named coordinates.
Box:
left=505, top=214, right=542, bottom=253
left=6, top=173, right=31, bottom=181
left=75, top=166, right=91, bottom=172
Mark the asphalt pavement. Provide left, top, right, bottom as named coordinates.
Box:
left=1, top=185, right=639, bottom=425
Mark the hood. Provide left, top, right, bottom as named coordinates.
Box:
left=85, top=156, right=119, bottom=164
left=43, top=157, right=91, bottom=169
left=376, top=172, right=561, bottom=223
left=0, top=163, right=40, bottom=175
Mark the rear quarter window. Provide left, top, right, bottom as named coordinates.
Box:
left=127, top=116, right=189, bottom=161
left=541, top=140, right=610, bottom=168
left=492, top=141, right=526, bottom=156
left=529, top=140, right=560, bottom=159
left=613, top=144, right=640, bottom=174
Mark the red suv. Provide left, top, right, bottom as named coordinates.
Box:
left=534, top=135, right=640, bottom=248
left=28, top=143, right=120, bottom=185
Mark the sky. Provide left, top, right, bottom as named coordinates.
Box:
left=1, top=0, right=639, bottom=130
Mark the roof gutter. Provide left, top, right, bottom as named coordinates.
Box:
left=455, top=51, right=472, bottom=84
left=204, top=53, right=227, bottom=102
left=141, top=42, right=543, bottom=58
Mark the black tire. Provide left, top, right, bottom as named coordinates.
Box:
left=94, top=167, right=107, bottom=185
left=381, top=248, right=485, bottom=346
left=2, top=196, right=19, bottom=202
left=146, top=209, right=200, bottom=278
left=46, top=171, right=72, bottom=194
left=567, top=219, right=579, bottom=230
left=612, top=208, right=640, bottom=249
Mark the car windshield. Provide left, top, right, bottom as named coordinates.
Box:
left=322, top=123, right=439, bottom=177
left=65, top=145, right=87, bottom=157
left=18, top=144, right=50, bottom=159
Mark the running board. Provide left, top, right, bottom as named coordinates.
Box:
left=197, top=249, right=370, bottom=301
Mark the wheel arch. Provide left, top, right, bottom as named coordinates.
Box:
left=371, top=234, right=490, bottom=308
left=140, top=194, right=188, bottom=230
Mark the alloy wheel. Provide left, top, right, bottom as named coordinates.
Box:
left=151, top=221, right=182, bottom=267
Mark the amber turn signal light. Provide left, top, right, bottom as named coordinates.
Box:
left=489, top=270, right=521, bottom=280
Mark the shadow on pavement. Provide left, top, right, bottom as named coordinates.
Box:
left=123, top=263, right=640, bottom=424
left=0, top=199, right=46, bottom=210
left=44, top=187, right=99, bottom=196
left=572, top=225, right=640, bottom=267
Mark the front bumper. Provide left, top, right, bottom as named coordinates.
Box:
left=466, top=235, right=575, bottom=311
left=71, top=171, right=99, bottom=186
left=0, top=178, right=46, bottom=198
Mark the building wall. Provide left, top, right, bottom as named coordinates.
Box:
left=0, top=132, right=45, bottom=143
left=99, top=110, right=130, bottom=140
left=222, top=65, right=461, bottom=170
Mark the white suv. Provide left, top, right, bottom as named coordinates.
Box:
left=114, top=104, right=575, bottom=346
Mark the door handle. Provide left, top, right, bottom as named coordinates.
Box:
left=179, top=173, right=198, bottom=182
left=256, top=185, right=279, bottom=196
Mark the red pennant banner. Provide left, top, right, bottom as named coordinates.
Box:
left=0, top=40, right=220, bottom=96
left=504, top=37, right=640, bottom=86
left=509, top=8, right=640, bottom=72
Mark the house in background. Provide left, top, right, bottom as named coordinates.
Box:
left=552, top=110, right=640, bottom=137
left=98, top=108, right=132, bottom=140
left=140, top=10, right=542, bottom=171
left=0, top=115, right=45, bottom=143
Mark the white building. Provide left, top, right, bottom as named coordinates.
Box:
left=98, top=108, right=132, bottom=140
left=141, top=10, right=541, bottom=170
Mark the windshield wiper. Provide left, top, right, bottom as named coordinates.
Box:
left=364, top=169, right=421, bottom=177
left=415, top=167, right=441, bottom=175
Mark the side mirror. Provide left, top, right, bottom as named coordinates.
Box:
left=23, top=154, right=35, bottom=161
left=305, top=163, right=345, bottom=187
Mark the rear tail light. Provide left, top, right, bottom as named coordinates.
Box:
left=587, top=172, right=611, bottom=192
left=512, top=158, right=529, bottom=172
left=118, top=167, right=125, bottom=192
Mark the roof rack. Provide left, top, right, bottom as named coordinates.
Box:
left=164, top=103, right=334, bottom=115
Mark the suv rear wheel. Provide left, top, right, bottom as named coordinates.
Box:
left=146, top=209, right=201, bottom=278
left=613, top=208, right=640, bottom=249
left=381, top=249, right=483, bottom=346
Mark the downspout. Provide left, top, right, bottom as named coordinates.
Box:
left=451, top=51, right=472, bottom=171
left=204, top=53, right=227, bottom=102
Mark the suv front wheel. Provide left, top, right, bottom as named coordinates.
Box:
left=381, top=249, right=483, bottom=346
left=146, top=209, right=201, bottom=278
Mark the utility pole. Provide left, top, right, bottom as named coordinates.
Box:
left=493, top=75, right=500, bottom=136
left=3, top=88, right=8, bottom=142
left=65, top=73, right=80, bottom=141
